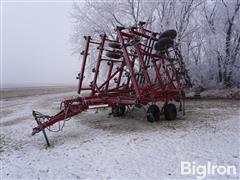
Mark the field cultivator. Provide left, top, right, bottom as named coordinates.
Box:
left=32, top=22, right=186, bottom=146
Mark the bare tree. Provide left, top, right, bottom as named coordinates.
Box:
left=203, top=0, right=240, bottom=87
left=70, top=0, right=240, bottom=89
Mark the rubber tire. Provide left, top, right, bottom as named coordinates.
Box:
left=112, top=105, right=126, bottom=117
left=108, top=42, right=121, bottom=49
left=164, top=103, right=177, bottom=120
left=159, top=29, right=177, bottom=39
left=154, top=37, right=174, bottom=51
left=106, top=51, right=122, bottom=59
left=146, top=104, right=160, bottom=122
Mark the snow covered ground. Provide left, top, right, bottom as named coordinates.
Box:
left=0, top=88, right=239, bottom=179
left=186, top=88, right=240, bottom=100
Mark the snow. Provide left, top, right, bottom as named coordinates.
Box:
left=186, top=88, right=240, bottom=99
left=1, top=89, right=239, bottom=179
left=200, top=88, right=240, bottom=99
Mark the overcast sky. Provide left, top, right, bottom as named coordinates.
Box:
left=2, top=1, right=80, bottom=88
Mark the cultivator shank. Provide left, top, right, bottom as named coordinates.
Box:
left=32, top=23, right=186, bottom=145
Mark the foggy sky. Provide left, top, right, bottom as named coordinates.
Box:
left=2, top=1, right=80, bottom=88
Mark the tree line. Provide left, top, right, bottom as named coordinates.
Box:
left=71, top=0, right=240, bottom=89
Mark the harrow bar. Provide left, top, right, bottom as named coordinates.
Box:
left=32, top=23, right=186, bottom=145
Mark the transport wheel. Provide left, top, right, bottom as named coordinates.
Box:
left=164, top=103, right=177, bottom=120
left=154, top=37, right=174, bottom=51
left=146, top=104, right=160, bottom=122
left=108, top=42, right=121, bottom=49
left=112, top=105, right=126, bottom=117
left=106, top=51, right=122, bottom=59
left=159, top=29, right=177, bottom=39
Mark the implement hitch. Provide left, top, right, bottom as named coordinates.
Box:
left=32, top=110, right=52, bottom=146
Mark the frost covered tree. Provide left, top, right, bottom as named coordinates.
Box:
left=71, top=0, right=240, bottom=89
left=71, top=0, right=157, bottom=53
left=201, top=0, right=240, bottom=87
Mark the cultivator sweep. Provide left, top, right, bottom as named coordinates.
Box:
left=32, top=22, right=186, bottom=145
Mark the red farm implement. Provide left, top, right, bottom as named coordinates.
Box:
left=32, top=23, right=186, bottom=146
